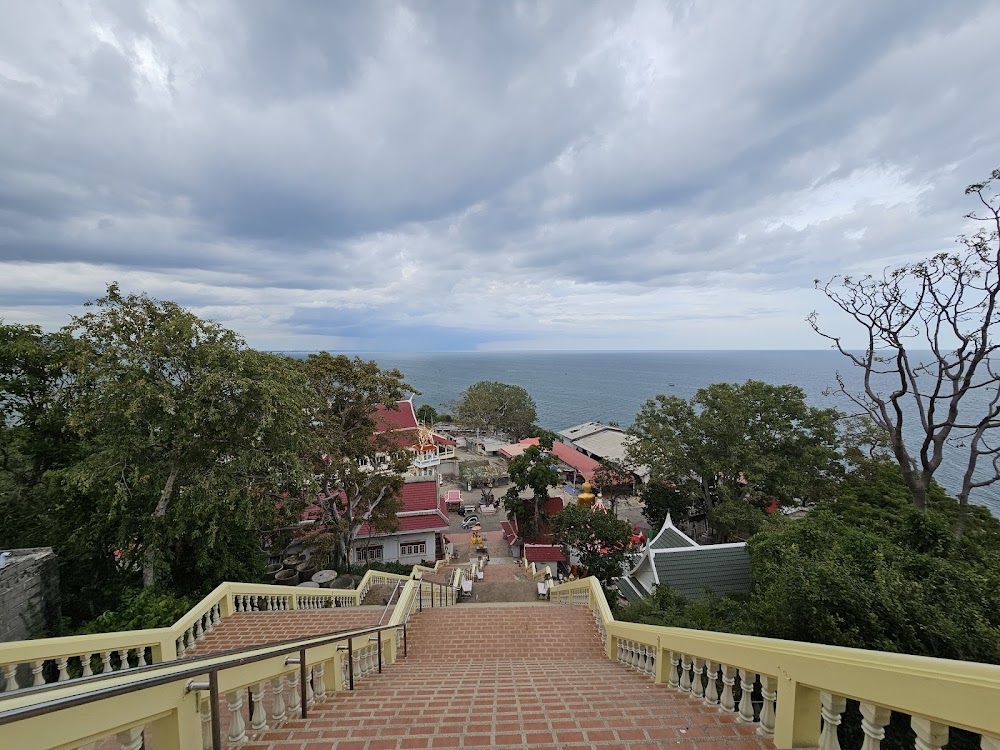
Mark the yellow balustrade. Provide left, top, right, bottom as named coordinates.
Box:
left=0, top=569, right=410, bottom=694
left=0, top=569, right=433, bottom=750
left=549, top=576, right=1000, bottom=749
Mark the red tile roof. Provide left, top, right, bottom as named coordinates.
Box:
left=498, top=437, right=540, bottom=459
left=402, top=479, right=438, bottom=512
left=375, top=400, right=419, bottom=432
left=433, top=434, right=458, bottom=447
left=547, top=441, right=600, bottom=481
left=357, top=511, right=450, bottom=537
left=524, top=544, right=567, bottom=563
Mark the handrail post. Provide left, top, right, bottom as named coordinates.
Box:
left=431, top=582, right=434, bottom=608
left=299, top=647, right=308, bottom=719
left=403, top=624, right=408, bottom=657
left=419, top=582, right=423, bottom=612
left=208, top=670, right=222, bottom=750
left=377, top=630, right=383, bottom=674
left=347, top=638, right=354, bottom=691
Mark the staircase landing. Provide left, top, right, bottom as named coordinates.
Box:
left=184, top=609, right=385, bottom=658
left=244, top=605, right=775, bottom=750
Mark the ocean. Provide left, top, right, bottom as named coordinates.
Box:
left=307, top=350, right=999, bottom=516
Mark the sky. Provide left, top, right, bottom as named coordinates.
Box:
left=1, top=1, right=999, bottom=352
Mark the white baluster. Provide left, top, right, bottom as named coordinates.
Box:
left=117, top=726, right=144, bottom=750
left=288, top=671, right=302, bottom=713
left=204, top=608, right=215, bottom=633
left=31, top=660, right=45, bottom=687
left=250, top=681, right=269, bottom=733
left=101, top=651, right=113, bottom=674
left=705, top=661, right=720, bottom=705
left=305, top=667, right=315, bottom=707
left=212, top=602, right=221, bottom=626
left=646, top=646, right=655, bottom=676
left=680, top=655, right=693, bottom=693
left=912, top=718, right=948, bottom=750
left=617, top=639, right=625, bottom=662
left=185, top=627, right=195, bottom=651
left=668, top=652, right=680, bottom=689
left=176, top=636, right=186, bottom=658
left=117, top=649, right=129, bottom=670
left=859, top=703, right=891, bottom=750
left=226, top=690, right=247, bottom=744
left=232, top=595, right=242, bottom=613
left=56, top=657, right=69, bottom=682
left=193, top=618, right=203, bottom=641
left=268, top=596, right=275, bottom=610
left=738, top=670, right=757, bottom=722
left=2, top=663, right=17, bottom=691
left=314, top=662, right=327, bottom=699
left=720, top=666, right=736, bottom=712
left=819, top=692, right=846, bottom=750
left=758, top=675, right=777, bottom=737
left=201, top=695, right=212, bottom=750
left=81, top=653, right=94, bottom=677
left=271, top=676, right=287, bottom=722
left=692, top=658, right=706, bottom=699
left=136, top=648, right=147, bottom=667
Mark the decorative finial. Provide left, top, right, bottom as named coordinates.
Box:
left=577, top=480, right=595, bottom=507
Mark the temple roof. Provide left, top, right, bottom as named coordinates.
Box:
left=647, top=513, right=698, bottom=550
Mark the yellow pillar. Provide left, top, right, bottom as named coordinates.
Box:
left=145, top=699, right=201, bottom=750
left=773, top=677, right=821, bottom=749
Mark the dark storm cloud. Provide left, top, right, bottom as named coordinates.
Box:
left=1, top=1, right=998, bottom=349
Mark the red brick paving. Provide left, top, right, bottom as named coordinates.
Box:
left=241, top=605, right=775, bottom=750
left=185, top=610, right=384, bottom=657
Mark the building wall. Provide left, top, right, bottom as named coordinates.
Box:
left=352, top=531, right=438, bottom=565
left=0, top=547, right=60, bottom=643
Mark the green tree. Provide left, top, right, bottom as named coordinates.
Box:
left=640, top=482, right=689, bottom=532
left=0, top=323, right=76, bottom=544
left=707, top=500, right=771, bottom=542
left=455, top=381, right=537, bottom=440
left=628, top=380, right=843, bottom=514
left=809, top=169, right=1000, bottom=534
left=552, top=503, right=633, bottom=585
left=591, top=458, right=634, bottom=514
left=294, top=353, right=414, bottom=568
left=415, top=404, right=438, bottom=425
left=63, top=284, right=314, bottom=589
left=502, top=439, right=558, bottom=540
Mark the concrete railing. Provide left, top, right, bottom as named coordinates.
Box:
left=549, top=576, right=1000, bottom=749
left=0, top=570, right=406, bottom=694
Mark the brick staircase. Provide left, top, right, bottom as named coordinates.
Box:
left=242, top=604, right=775, bottom=750
left=185, top=608, right=385, bottom=658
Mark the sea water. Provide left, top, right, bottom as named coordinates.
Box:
left=300, top=350, right=999, bottom=516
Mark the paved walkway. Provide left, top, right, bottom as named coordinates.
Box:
left=244, top=605, right=776, bottom=750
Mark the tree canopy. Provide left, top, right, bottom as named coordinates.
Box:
left=502, top=438, right=559, bottom=540
left=552, top=503, right=634, bottom=585
left=293, top=352, right=415, bottom=569
left=455, top=381, right=537, bottom=440
left=627, top=380, right=843, bottom=516
left=591, top=458, right=634, bottom=514
left=62, top=285, right=316, bottom=589
left=809, top=168, right=1000, bottom=533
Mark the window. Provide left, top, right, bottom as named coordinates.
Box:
left=399, top=541, right=426, bottom=557
left=356, top=546, right=383, bottom=562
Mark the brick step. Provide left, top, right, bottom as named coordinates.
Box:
left=241, top=605, right=775, bottom=750
left=184, top=609, right=384, bottom=657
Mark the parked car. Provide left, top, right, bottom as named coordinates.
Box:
left=461, top=515, right=480, bottom=529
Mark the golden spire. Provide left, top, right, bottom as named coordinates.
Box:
left=577, top=480, right=595, bottom=507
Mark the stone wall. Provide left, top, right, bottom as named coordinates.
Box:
left=0, top=547, right=60, bottom=642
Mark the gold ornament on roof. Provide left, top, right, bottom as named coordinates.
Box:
left=577, top=480, right=595, bottom=507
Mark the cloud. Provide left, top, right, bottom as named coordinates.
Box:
left=1, top=0, right=998, bottom=351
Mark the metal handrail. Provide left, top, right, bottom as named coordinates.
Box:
left=377, top=579, right=403, bottom=626
left=0, top=620, right=409, bottom=750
